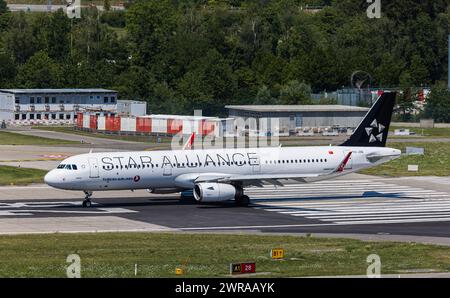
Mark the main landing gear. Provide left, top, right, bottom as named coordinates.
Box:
left=234, top=185, right=250, bottom=207
left=82, top=191, right=93, bottom=208
left=235, top=195, right=250, bottom=207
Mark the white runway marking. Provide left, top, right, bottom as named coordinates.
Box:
left=0, top=201, right=137, bottom=216
left=248, top=180, right=450, bottom=226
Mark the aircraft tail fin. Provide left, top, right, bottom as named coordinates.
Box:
left=340, top=92, right=396, bottom=147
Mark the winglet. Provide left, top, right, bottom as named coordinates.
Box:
left=335, top=152, right=352, bottom=173
left=182, top=132, right=195, bottom=150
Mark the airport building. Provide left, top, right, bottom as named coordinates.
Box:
left=226, top=105, right=369, bottom=134
left=0, top=89, right=146, bottom=124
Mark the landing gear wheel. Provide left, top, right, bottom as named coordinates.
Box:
left=235, top=195, right=250, bottom=207
left=82, top=200, right=92, bottom=208
left=82, top=191, right=93, bottom=208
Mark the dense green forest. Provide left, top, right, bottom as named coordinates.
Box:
left=0, top=0, right=448, bottom=118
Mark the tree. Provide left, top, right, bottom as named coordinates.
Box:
left=279, top=80, right=312, bottom=105
left=46, top=9, right=71, bottom=61
left=409, top=54, right=430, bottom=86
left=254, top=85, right=277, bottom=104
left=104, top=0, right=111, bottom=12
left=423, top=83, right=450, bottom=123
left=126, top=0, right=177, bottom=67
left=3, top=12, right=38, bottom=64
left=177, top=49, right=236, bottom=115
left=0, top=53, right=16, bottom=87
left=0, top=0, right=7, bottom=15
left=395, top=87, right=416, bottom=122
left=16, top=51, right=61, bottom=88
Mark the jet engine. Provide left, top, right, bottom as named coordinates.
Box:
left=193, top=183, right=240, bottom=202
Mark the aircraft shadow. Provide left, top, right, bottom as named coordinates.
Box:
left=25, top=191, right=422, bottom=210
left=251, top=191, right=423, bottom=204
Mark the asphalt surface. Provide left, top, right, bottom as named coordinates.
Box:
left=1, top=175, right=450, bottom=245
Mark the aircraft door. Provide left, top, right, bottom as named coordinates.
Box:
left=343, top=150, right=353, bottom=170
left=252, top=155, right=261, bottom=173
left=163, top=165, right=172, bottom=176
left=88, top=157, right=100, bottom=178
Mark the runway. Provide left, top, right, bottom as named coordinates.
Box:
left=0, top=175, right=450, bottom=243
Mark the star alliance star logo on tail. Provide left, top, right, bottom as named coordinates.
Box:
left=365, top=119, right=385, bottom=143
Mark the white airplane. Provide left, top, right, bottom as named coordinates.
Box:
left=45, top=92, right=401, bottom=207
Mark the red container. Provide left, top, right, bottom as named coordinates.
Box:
left=76, top=112, right=83, bottom=128
left=167, top=119, right=183, bottom=134
left=201, top=120, right=215, bottom=136
left=89, top=115, right=98, bottom=130
left=136, top=117, right=151, bottom=133
left=105, top=115, right=121, bottom=131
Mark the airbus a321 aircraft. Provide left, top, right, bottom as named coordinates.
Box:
left=45, top=92, right=401, bottom=207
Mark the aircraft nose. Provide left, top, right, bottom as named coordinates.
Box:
left=44, top=170, right=60, bottom=187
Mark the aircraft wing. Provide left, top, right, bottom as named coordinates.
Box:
left=194, top=152, right=353, bottom=186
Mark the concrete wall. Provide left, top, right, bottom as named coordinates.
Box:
left=301, top=111, right=366, bottom=128
left=0, top=93, right=14, bottom=121
left=229, top=109, right=367, bottom=130
left=117, top=101, right=147, bottom=117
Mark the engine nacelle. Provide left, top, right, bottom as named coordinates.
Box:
left=193, top=183, right=238, bottom=202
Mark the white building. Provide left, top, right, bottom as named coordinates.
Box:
left=0, top=89, right=146, bottom=124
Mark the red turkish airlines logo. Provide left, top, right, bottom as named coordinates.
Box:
left=133, top=175, right=141, bottom=182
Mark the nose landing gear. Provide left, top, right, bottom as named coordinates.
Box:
left=82, top=191, right=93, bottom=208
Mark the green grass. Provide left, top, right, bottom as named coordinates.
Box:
left=0, top=232, right=448, bottom=277
left=0, top=131, right=78, bottom=145
left=390, top=126, right=450, bottom=138
left=361, top=142, right=450, bottom=177
left=0, top=165, right=47, bottom=185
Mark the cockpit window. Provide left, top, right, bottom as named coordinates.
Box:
left=57, top=164, right=78, bottom=170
